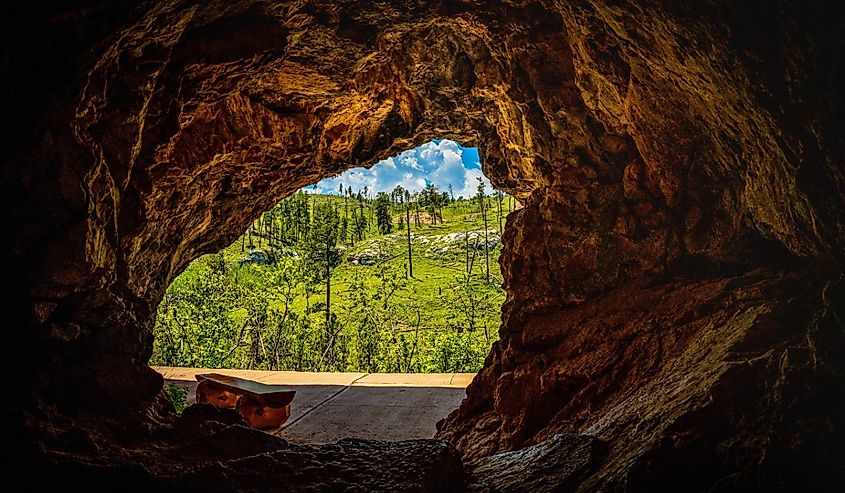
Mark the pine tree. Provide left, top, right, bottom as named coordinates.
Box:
left=439, top=191, right=449, bottom=223
left=306, top=202, right=342, bottom=328
left=352, top=207, right=367, bottom=242
left=421, top=183, right=440, bottom=224
left=375, top=192, right=393, bottom=234
left=339, top=216, right=348, bottom=245
left=404, top=192, right=413, bottom=278
left=391, top=185, right=406, bottom=213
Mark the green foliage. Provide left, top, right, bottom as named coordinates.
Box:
left=164, top=384, right=188, bottom=413
left=351, top=206, right=367, bottom=242
left=422, top=330, right=489, bottom=373
left=151, top=188, right=511, bottom=373
left=375, top=192, right=392, bottom=234
left=305, top=201, right=342, bottom=284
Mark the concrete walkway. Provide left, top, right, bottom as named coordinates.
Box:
left=154, top=367, right=474, bottom=443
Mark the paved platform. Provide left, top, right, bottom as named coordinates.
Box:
left=154, top=367, right=474, bottom=443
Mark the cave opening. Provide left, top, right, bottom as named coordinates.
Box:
left=151, top=139, right=515, bottom=442
left=8, top=1, right=843, bottom=490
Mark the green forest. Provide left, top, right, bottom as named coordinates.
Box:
left=151, top=179, right=516, bottom=373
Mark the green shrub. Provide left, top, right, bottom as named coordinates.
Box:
left=164, top=383, right=188, bottom=413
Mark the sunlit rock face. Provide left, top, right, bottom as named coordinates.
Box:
left=4, top=0, right=843, bottom=490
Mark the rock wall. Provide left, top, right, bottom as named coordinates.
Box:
left=4, top=0, right=843, bottom=490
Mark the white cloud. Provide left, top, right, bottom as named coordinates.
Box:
left=310, top=139, right=493, bottom=198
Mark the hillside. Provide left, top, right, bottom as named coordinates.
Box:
left=151, top=190, right=516, bottom=373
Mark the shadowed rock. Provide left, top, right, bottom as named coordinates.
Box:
left=466, top=433, right=607, bottom=492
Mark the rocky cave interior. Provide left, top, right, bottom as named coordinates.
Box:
left=4, top=1, right=844, bottom=491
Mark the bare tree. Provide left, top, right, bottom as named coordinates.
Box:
left=455, top=238, right=481, bottom=335
left=476, top=177, right=490, bottom=283
left=405, top=194, right=413, bottom=278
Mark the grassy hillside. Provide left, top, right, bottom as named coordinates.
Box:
left=152, top=191, right=517, bottom=373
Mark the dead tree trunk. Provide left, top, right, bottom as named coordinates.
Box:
left=406, top=201, right=413, bottom=278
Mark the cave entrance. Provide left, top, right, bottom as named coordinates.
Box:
left=151, top=139, right=516, bottom=442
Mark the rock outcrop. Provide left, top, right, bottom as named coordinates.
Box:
left=3, top=0, right=843, bottom=490
left=465, top=433, right=608, bottom=492
left=438, top=268, right=845, bottom=490
left=28, top=408, right=464, bottom=491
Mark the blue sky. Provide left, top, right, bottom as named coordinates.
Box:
left=306, top=140, right=493, bottom=198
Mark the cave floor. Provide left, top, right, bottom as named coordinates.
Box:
left=154, top=367, right=474, bottom=443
